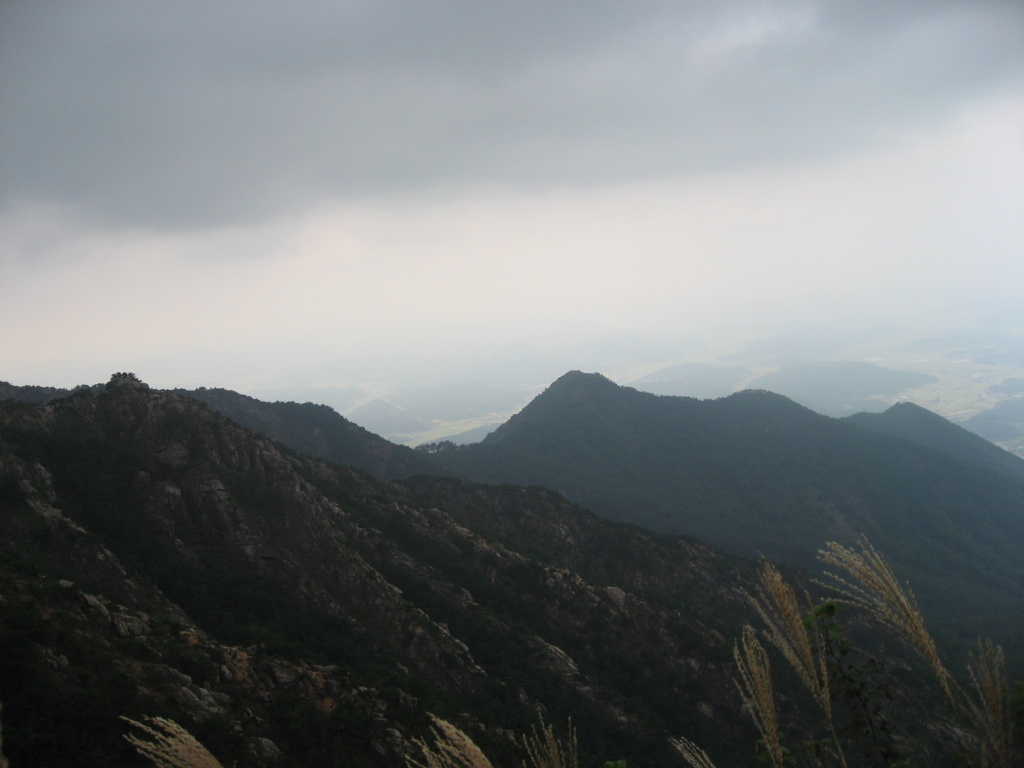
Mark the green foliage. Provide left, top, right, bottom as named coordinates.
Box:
left=806, top=602, right=904, bottom=767
left=109, top=372, right=142, bottom=384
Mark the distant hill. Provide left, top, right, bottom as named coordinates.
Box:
left=385, top=381, right=529, bottom=422
left=243, top=383, right=367, bottom=413
left=846, top=401, right=1024, bottom=483
left=1, top=380, right=436, bottom=479
left=628, top=363, right=749, bottom=399
left=346, top=381, right=531, bottom=444
left=961, top=397, right=1024, bottom=458
left=432, top=371, right=1024, bottom=662
left=447, top=422, right=502, bottom=444
left=747, top=360, right=937, bottom=416
left=344, top=397, right=437, bottom=443
left=0, top=380, right=76, bottom=403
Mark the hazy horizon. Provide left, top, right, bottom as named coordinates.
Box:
left=2, top=1, right=1022, bottom=391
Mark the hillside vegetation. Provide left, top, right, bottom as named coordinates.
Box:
left=431, top=372, right=1024, bottom=666
left=1, top=373, right=1020, bottom=766
left=0, top=376, right=765, bottom=767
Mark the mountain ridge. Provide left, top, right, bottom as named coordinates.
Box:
left=845, top=401, right=1024, bottom=483
left=0, top=376, right=769, bottom=768
left=172, top=386, right=435, bottom=479
left=0, top=372, right=1017, bottom=765
left=433, top=371, right=1024, bottom=664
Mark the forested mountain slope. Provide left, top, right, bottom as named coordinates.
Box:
left=1, top=381, right=437, bottom=480
left=431, top=372, right=1024, bottom=662
left=845, top=401, right=1024, bottom=483
left=0, top=375, right=772, bottom=768
left=174, top=386, right=435, bottom=479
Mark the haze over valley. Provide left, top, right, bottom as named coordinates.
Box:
left=234, top=324, right=1024, bottom=456
left=2, top=2, right=1023, bottom=766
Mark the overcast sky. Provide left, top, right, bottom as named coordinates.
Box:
left=2, top=0, right=1022, bottom=388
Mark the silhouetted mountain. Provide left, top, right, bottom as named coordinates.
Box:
left=339, top=381, right=529, bottom=444
left=628, top=363, right=749, bottom=399
left=346, top=398, right=435, bottom=442
left=432, top=372, right=1024, bottom=662
left=0, top=380, right=77, bottom=403
left=846, top=401, right=1024, bottom=483
left=0, top=374, right=1012, bottom=766
left=447, top=422, right=501, bottom=444
left=175, top=387, right=436, bottom=479
left=0, top=375, right=770, bottom=768
left=244, top=383, right=367, bottom=413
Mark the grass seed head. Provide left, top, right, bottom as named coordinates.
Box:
left=408, top=714, right=496, bottom=768
left=733, top=625, right=784, bottom=768
left=121, top=716, right=224, bottom=768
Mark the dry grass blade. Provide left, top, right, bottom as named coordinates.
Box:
left=747, top=559, right=831, bottom=717
left=733, top=625, right=784, bottom=768
left=121, top=716, right=224, bottom=768
left=407, top=714, right=496, bottom=768
left=669, top=735, right=720, bottom=768
left=817, top=538, right=953, bottom=701
left=521, top=717, right=578, bottom=768
left=966, top=639, right=1012, bottom=768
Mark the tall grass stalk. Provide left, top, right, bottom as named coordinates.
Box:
left=747, top=559, right=847, bottom=767
left=733, top=625, right=784, bottom=768
left=818, top=537, right=1014, bottom=768
left=966, top=639, right=1012, bottom=768
left=121, top=716, right=224, bottom=768
left=818, top=538, right=952, bottom=700
left=747, top=560, right=832, bottom=716
left=669, top=735, right=720, bottom=768
left=408, top=714, right=496, bottom=768
left=521, top=717, right=578, bottom=768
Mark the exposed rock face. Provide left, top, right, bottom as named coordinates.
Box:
left=0, top=379, right=763, bottom=767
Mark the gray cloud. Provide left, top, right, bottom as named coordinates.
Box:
left=1, top=0, right=1022, bottom=229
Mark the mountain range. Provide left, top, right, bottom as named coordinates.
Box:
left=1, top=372, right=1021, bottom=766
left=427, top=372, right=1024, bottom=662
left=0, top=375, right=773, bottom=768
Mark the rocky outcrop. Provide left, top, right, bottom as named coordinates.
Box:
left=0, top=377, right=764, bottom=767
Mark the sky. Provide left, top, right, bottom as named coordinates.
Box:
left=1, top=0, right=1023, bottom=390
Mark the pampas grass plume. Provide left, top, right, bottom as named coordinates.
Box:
left=121, top=716, right=223, bottom=768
